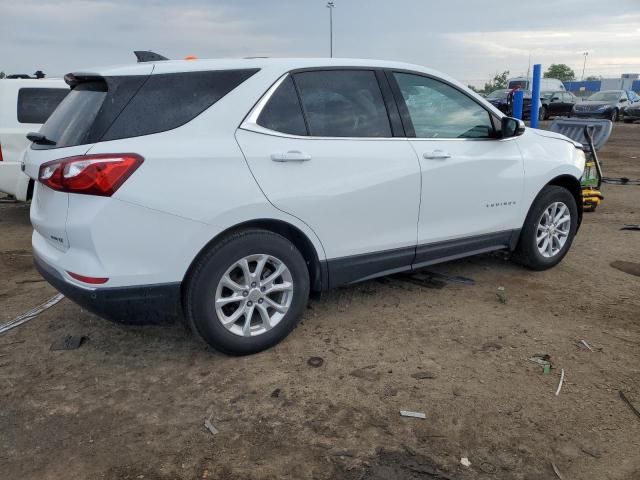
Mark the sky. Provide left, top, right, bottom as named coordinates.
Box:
left=1, top=0, right=639, bottom=87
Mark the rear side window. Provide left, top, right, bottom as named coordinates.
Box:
left=257, top=76, right=307, bottom=136
left=293, top=70, right=392, bottom=137
left=103, top=69, right=258, bottom=141
left=17, top=88, right=69, bottom=124
left=34, top=69, right=258, bottom=149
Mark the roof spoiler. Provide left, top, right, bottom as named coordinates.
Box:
left=134, top=51, right=169, bottom=63
left=64, top=72, right=104, bottom=87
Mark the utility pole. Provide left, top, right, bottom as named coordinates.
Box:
left=327, top=1, right=335, bottom=58
left=581, top=52, right=589, bottom=80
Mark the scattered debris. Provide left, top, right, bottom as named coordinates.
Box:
left=602, top=176, right=640, bottom=185
left=481, top=341, right=502, bottom=352
left=619, top=391, right=640, bottom=421
left=421, top=270, right=475, bottom=286
left=270, top=388, right=281, bottom=398
left=580, top=339, right=594, bottom=352
left=611, top=260, right=640, bottom=277
left=396, top=272, right=446, bottom=289
left=400, top=410, right=426, bottom=419
left=551, top=462, right=565, bottom=480
left=50, top=335, right=86, bottom=351
left=555, top=369, right=565, bottom=397
left=411, top=371, right=437, bottom=380
left=332, top=450, right=354, bottom=457
left=621, top=224, right=640, bottom=231
left=460, top=457, right=471, bottom=467
left=544, top=364, right=551, bottom=375
left=350, top=368, right=381, bottom=382
left=528, top=353, right=552, bottom=368
left=496, top=287, right=507, bottom=304
left=307, top=356, right=324, bottom=368
left=479, top=461, right=497, bottom=474
left=204, top=416, right=219, bottom=435
left=0, top=293, right=64, bottom=335
left=581, top=447, right=602, bottom=459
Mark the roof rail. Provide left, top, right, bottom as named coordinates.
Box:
left=134, top=51, right=169, bottom=63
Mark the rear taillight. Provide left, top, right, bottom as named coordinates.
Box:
left=38, top=153, right=143, bottom=196
left=0, top=143, right=3, bottom=162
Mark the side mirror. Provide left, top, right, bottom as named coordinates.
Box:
left=501, top=117, right=525, bottom=138
left=551, top=97, right=560, bottom=102
left=619, top=98, right=627, bottom=103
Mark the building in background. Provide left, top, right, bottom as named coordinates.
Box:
left=564, top=74, right=640, bottom=97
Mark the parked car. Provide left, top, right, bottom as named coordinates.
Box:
left=622, top=103, right=640, bottom=123
left=0, top=77, right=68, bottom=200
left=24, top=58, right=585, bottom=355
left=542, top=91, right=578, bottom=118
left=571, top=90, right=639, bottom=121
left=486, top=89, right=547, bottom=120
left=507, top=76, right=565, bottom=92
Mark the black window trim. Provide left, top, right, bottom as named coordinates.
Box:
left=385, top=68, right=502, bottom=141
left=241, top=67, right=406, bottom=140
left=16, top=87, right=69, bottom=125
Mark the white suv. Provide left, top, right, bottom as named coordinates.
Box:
left=24, top=58, right=585, bottom=355
left=0, top=78, right=68, bottom=200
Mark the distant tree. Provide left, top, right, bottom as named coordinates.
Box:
left=585, top=75, right=600, bottom=81
left=0, top=72, right=5, bottom=79
left=544, top=64, right=575, bottom=82
left=467, top=85, right=481, bottom=93
left=482, top=70, right=510, bottom=93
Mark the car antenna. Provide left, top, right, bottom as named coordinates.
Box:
left=134, top=51, right=169, bottom=63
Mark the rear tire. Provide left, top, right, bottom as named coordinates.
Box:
left=514, top=186, right=578, bottom=271
left=185, top=229, right=310, bottom=355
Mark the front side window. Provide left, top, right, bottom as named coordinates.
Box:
left=257, top=76, right=307, bottom=136
left=393, top=73, right=494, bottom=139
left=17, top=88, right=69, bottom=124
left=293, top=70, right=392, bottom=137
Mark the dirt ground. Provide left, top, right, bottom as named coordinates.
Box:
left=1, top=122, right=639, bottom=480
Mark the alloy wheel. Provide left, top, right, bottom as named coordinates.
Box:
left=214, top=254, right=293, bottom=337
left=536, top=202, right=571, bottom=258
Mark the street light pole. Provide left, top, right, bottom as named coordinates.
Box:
left=327, top=1, right=335, bottom=58
left=581, top=52, right=589, bottom=80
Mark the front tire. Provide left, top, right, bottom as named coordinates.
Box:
left=540, top=106, right=548, bottom=121
left=515, top=186, right=578, bottom=271
left=611, top=109, right=619, bottom=122
left=185, top=229, right=310, bottom=355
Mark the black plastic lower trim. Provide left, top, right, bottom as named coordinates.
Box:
left=34, top=254, right=181, bottom=325
left=328, top=246, right=415, bottom=288
left=326, top=230, right=518, bottom=289
left=413, top=230, right=513, bottom=268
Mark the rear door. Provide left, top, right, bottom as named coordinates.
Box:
left=387, top=70, right=524, bottom=265
left=236, top=69, right=422, bottom=286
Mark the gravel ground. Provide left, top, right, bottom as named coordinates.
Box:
left=0, top=121, right=639, bottom=480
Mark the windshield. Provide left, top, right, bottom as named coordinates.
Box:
left=487, top=89, right=508, bottom=100
left=587, top=91, right=621, bottom=102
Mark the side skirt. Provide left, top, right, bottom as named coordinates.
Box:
left=326, top=230, right=519, bottom=289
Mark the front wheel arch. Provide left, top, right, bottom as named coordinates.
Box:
left=517, top=175, right=583, bottom=248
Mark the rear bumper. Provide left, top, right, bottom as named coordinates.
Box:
left=34, top=253, right=182, bottom=325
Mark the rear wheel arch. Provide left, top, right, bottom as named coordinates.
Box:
left=182, top=219, right=325, bottom=298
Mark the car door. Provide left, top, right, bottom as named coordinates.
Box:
left=562, top=93, right=575, bottom=115
left=548, top=92, right=562, bottom=116
left=386, top=71, right=524, bottom=267
left=235, top=69, right=422, bottom=286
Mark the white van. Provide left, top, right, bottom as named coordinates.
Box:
left=0, top=78, right=68, bottom=200
left=508, top=76, right=566, bottom=92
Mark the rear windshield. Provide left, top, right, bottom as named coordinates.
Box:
left=34, top=69, right=259, bottom=149
left=17, top=88, right=69, bottom=124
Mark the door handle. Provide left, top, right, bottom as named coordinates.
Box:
left=271, top=151, right=312, bottom=162
left=423, top=150, right=451, bottom=160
